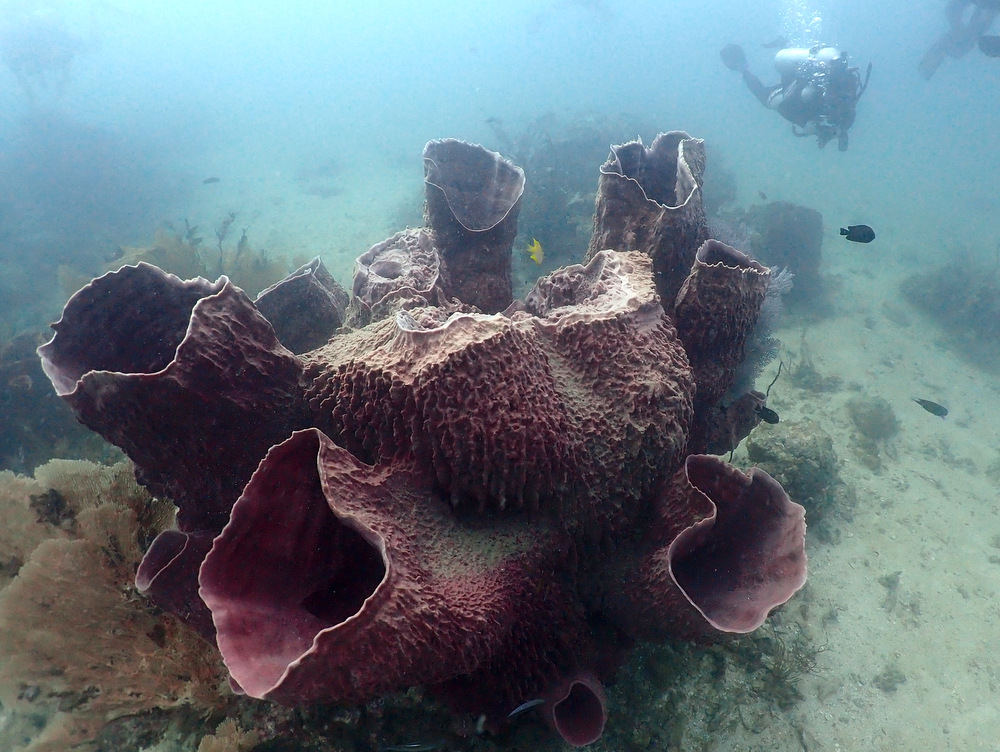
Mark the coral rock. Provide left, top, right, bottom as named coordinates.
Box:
left=746, top=418, right=841, bottom=516
left=746, top=200, right=823, bottom=296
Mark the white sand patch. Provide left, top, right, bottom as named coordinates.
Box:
left=726, top=231, right=1000, bottom=750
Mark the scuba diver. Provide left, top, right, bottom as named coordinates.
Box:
left=919, top=0, right=1000, bottom=79
left=721, top=43, right=871, bottom=152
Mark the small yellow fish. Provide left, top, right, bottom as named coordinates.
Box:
left=527, top=238, right=544, bottom=265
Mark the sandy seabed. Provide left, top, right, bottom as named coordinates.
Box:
left=679, top=240, right=1000, bottom=752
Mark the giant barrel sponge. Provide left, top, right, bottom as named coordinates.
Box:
left=38, top=134, right=806, bottom=747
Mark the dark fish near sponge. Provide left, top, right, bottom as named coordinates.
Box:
left=763, top=36, right=789, bottom=49
left=756, top=404, right=780, bottom=424
left=979, top=35, right=1000, bottom=57
left=913, top=398, right=948, bottom=418
left=841, top=224, right=875, bottom=243
left=202, top=176, right=220, bottom=184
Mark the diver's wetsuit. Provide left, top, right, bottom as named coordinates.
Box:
left=741, top=70, right=819, bottom=129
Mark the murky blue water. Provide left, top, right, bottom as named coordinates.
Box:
left=2, top=1, right=999, bottom=750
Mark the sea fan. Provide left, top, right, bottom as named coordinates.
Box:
left=707, top=217, right=755, bottom=256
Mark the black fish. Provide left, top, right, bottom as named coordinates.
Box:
left=978, top=35, right=1000, bottom=57
left=758, top=190, right=768, bottom=201
left=202, top=176, right=220, bottom=184
left=841, top=224, right=875, bottom=243
left=913, top=398, right=948, bottom=418
left=763, top=36, right=789, bottom=49
left=756, top=404, right=780, bottom=424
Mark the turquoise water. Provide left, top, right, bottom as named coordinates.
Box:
left=1, top=1, right=999, bottom=750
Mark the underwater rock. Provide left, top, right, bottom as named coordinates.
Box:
left=845, top=394, right=899, bottom=472
left=845, top=395, right=899, bottom=442
left=254, top=257, right=349, bottom=354
left=587, top=131, right=709, bottom=304
left=900, top=262, right=1000, bottom=370
left=34, top=133, right=806, bottom=747
left=37, top=262, right=311, bottom=532
left=745, top=201, right=823, bottom=297
left=423, top=139, right=525, bottom=314
left=746, top=419, right=841, bottom=519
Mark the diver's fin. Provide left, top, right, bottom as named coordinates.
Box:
left=720, top=43, right=748, bottom=71
left=919, top=41, right=950, bottom=80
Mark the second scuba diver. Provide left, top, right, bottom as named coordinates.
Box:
left=721, top=43, right=871, bottom=152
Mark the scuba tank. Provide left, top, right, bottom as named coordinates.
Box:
left=773, top=45, right=842, bottom=78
